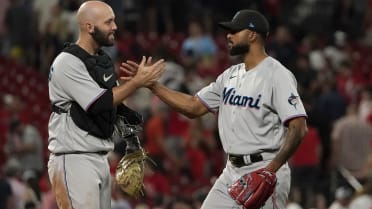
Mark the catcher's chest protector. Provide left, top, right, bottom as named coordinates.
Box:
left=62, top=43, right=117, bottom=139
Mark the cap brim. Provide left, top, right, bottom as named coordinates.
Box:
left=218, top=22, right=241, bottom=31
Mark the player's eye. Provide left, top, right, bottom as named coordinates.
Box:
left=229, top=29, right=241, bottom=35
left=105, top=18, right=115, bottom=25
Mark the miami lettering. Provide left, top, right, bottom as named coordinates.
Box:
left=222, top=87, right=261, bottom=109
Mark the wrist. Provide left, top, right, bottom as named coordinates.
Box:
left=148, top=81, right=159, bottom=91
left=128, top=78, right=141, bottom=89
left=265, top=161, right=281, bottom=173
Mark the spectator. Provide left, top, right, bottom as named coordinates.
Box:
left=40, top=2, right=74, bottom=73
left=334, top=61, right=357, bottom=103
left=289, top=125, right=322, bottom=208
left=328, top=186, right=352, bottom=209
left=40, top=176, right=58, bottom=209
left=155, top=46, right=187, bottom=92
left=32, top=0, right=59, bottom=35
left=349, top=178, right=372, bottom=209
left=286, top=202, right=303, bottom=209
left=0, top=168, right=14, bottom=209
left=181, top=19, right=217, bottom=67
left=184, top=118, right=208, bottom=183
left=323, top=31, right=349, bottom=70
left=331, top=103, right=372, bottom=184
left=111, top=188, right=133, bottom=209
left=143, top=162, right=171, bottom=206
left=3, top=158, right=27, bottom=209
left=192, top=188, right=208, bottom=209
left=358, top=85, right=372, bottom=124
left=267, top=25, right=297, bottom=68
left=292, top=54, right=318, bottom=93
left=4, top=119, right=44, bottom=178
left=4, top=0, right=33, bottom=63
left=22, top=170, right=40, bottom=209
left=312, top=79, right=347, bottom=172
left=144, top=96, right=170, bottom=166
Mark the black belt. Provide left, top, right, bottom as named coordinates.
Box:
left=228, top=153, right=264, bottom=167
left=52, top=104, right=68, bottom=114
left=54, top=151, right=108, bottom=156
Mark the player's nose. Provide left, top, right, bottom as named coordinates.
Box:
left=112, top=22, right=118, bottom=31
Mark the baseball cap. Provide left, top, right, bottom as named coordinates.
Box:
left=218, top=10, right=269, bottom=37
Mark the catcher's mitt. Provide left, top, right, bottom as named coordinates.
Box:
left=228, top=168, right=277, bottom=209
left=115, top=148, right=150, bottom=198
left=113, top=105, right=153, bottom=198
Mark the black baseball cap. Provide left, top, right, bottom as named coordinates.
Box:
left=218, top=10, right=269, bottom=37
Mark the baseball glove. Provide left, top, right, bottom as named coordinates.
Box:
left=115, top=147, right=149, bottom=198
left=113, top=105, right=152, bottom=198
left=228, top=168, right=277, bottom=209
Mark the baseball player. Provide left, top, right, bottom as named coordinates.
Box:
left=123, top=10, right=308, bottom=209
left=47, top=1, right=164, bottom=209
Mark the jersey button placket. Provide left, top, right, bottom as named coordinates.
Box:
left=231, top=107, right=236, bottom=133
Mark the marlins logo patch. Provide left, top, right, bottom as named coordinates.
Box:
left=288, top=93, right=299, bottom=109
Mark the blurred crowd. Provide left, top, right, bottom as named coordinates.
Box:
left=0, top=0, right=372, bottom=209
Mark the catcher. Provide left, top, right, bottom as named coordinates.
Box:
left=47, top=2, right=164, bottom=209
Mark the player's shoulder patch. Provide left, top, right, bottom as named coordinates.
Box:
left=287, top=93, right=299, bottom=109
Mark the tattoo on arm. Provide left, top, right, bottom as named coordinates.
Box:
left=267, top=118, right=307, bottom=172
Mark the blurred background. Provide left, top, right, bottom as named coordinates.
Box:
left=0, top=0, right=371, bottom=209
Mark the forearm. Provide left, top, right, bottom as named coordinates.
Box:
left=266, top=117, right=308, bottom=172
left=149, top=82, right=207, bottom=118
left=112, top=80, right=141, bottom=106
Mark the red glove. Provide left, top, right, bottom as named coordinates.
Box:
left=228, top=168, right=277, bottom=209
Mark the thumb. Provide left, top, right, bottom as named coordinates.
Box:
left=119, top=76, right=132, bottom=81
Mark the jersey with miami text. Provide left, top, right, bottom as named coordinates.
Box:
left=197, top=57, right=307, bottom=154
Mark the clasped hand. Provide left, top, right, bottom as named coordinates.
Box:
left=119, top=56, right=165, bottom=87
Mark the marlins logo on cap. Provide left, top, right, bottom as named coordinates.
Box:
left=218, top=10, right=269, bottom=37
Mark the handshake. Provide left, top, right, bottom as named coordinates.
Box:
left=119, top=56, right=165, bottom=88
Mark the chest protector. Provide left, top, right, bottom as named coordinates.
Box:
left=63, top=43, right=118, bottom=139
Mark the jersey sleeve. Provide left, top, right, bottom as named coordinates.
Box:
left=272, top=69, right=307, bottom=126
left=52, top=53, right=106, bottom=111
left=196, top=73, right=224, bottom=112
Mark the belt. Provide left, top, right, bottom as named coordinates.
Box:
left=54, top=151, right=108, bottom=156
left=51, top=104, right=68, bottom=114
left=228, top=153, right=264, bottom=167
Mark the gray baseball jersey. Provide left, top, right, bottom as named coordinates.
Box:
left=48, top=52, right=114, bottom=153
left=197, top=56, right=307, bottom=154
left=197, top=56, right=307, bottom=209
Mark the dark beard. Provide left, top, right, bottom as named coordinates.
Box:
left=91, top=26, right=114, bottom=47
left=230, top=43, right=250, bottom=56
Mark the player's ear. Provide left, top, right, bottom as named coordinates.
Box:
left=86, top=22, right=94, bottom=34
left=248, top=31, right=257, bottom=42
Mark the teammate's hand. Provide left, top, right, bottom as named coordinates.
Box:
left=126, top=56, right=165, bottom=87
left=119, top=57, right=153, bottom=82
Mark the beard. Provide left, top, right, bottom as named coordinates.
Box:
left=91, top=26, right=114, bottom=47
left=229, top=43, right=250, bottom=56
